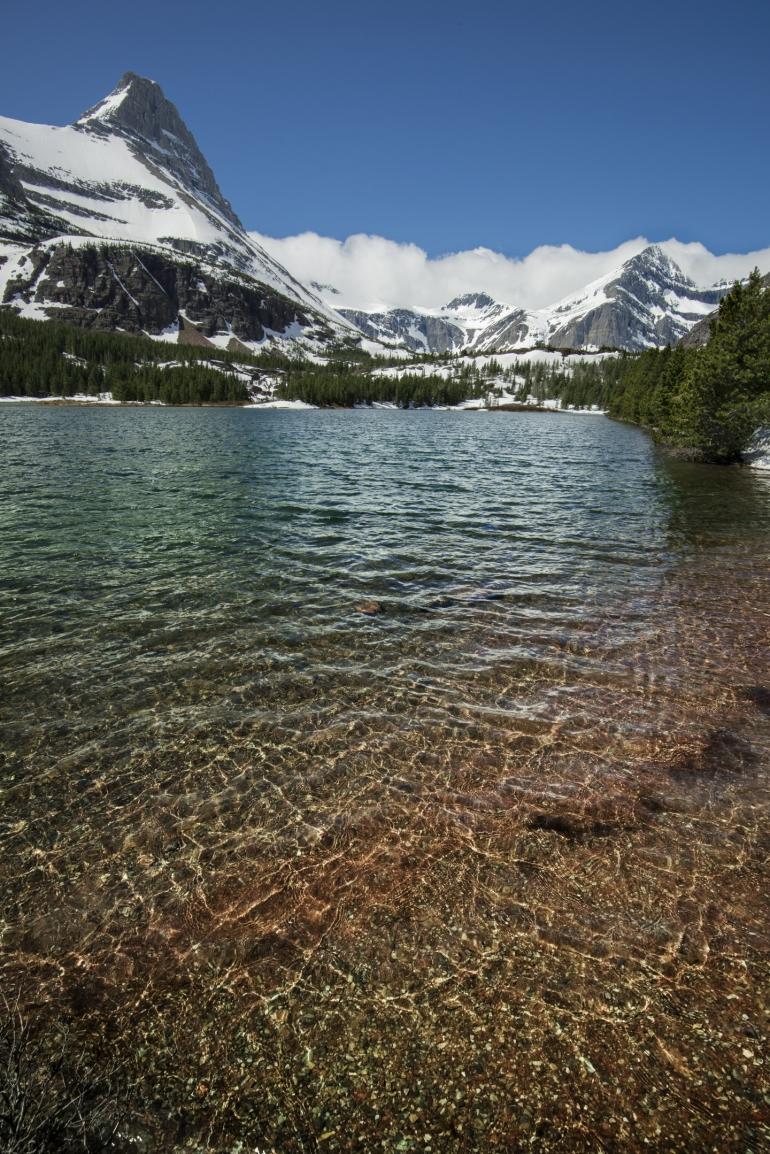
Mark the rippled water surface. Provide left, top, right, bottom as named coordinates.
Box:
left=1, top=406, right=769, bottom=1153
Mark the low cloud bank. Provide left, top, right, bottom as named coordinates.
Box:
left=250, top=231, right=770, bottom=312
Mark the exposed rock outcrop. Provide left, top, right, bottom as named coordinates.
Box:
left=338, top=307, right=466, bottom=353
left=3, top=242, right=317, bottom=343
left=0, top=142, right=26, bottom=207
left=472, top=307, right=533, bottom=350
left=678, top=312, right=715, bottom=348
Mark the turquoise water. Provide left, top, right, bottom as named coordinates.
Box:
left=2, top=408, right=768, bottom=757
left=2, top=404, right=769, bottom=860
left=0, top=409, right=699, bottom=750
left=1, top=405, right=769, bottom=1152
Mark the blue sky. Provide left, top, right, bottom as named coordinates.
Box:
left=2, top=0, right=769, bottom=259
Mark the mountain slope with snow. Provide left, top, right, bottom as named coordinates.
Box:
left=338, top=292, right=539, bottom=354
left=545, top=246, right=725, bottom=349
left=0, top=74, right=356, bottom=351
left=336, top=246, right=731, bottom=354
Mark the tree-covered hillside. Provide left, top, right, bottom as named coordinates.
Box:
left=601, top=270, right=770, bottom=460
left=0, top=309, right=291, bottom=404
left=0, top=309, right=487, bottom=408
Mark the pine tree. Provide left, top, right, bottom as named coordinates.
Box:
left=671, top=270, right=770, bottom=460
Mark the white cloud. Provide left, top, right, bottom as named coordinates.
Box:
left=250, top=230, right=770, bottom=312
left=653, top=239, right=770, bottom=289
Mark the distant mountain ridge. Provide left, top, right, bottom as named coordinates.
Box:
left=338, top=246, right=730, bottom=353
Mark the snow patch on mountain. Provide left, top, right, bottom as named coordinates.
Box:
left=0, top=104, right=328, bottom=310
left=76, top=85, right=131, bottom=125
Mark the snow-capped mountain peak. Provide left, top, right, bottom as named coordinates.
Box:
left=74, top=72, right=241, bottom=229
left=0, top=75, right=358, bottom=352
left=444, top=291, right=498, bottom=311
left=0, top=78, right=746, bottom=357
left=542, top=244, right=724, bottom=349
left=75, top=72, right=138, bottom=126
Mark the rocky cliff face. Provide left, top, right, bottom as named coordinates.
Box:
left=678, top=312, right=715, bottom=348
left=338, top=291, right=530, bottom=354
left=0, top=142, right=27, bottom=208
left=337, top=307, right=466, bottom=352
left=0, top=143, right=32, bottom=244
left=472, top=307, right=538, bottom=351
left=2, top=242, right=325, bottom=343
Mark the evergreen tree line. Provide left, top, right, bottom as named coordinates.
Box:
left=0, top=309, right=297, bottom=402
left=501, top=355, right=624, bottom=409
left=567, top=272, right=769, bottom=460
left=0, top=308, right=488, bottom=408
left=276, top=363, right=489, bottom=408
left=484, top=272, right=770, bottom=461
left=104, top=364, right=249, bottom=405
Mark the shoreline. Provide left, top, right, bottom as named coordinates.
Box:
left=4, top=396, right=767, bottom=467
left=0, top=395, right=607, bottom=415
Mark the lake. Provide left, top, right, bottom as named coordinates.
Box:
left=1, top=406, right=769, bottom=1153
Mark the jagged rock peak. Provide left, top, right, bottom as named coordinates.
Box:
left=621, top=244, right=691, bottom=283
left=445, top=292, right=497, bottom=310
left=75, top=73, right=242, bottom=228
left=78, top=73, right=173, bottom=133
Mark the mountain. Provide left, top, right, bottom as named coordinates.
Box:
left=0, top=78, right=750, bottom=358
left=338, top=306, right=463, bottom=353
left=545, top=246, right=725, bottom=349
left=338, top=292, right=537, bottom=354
left=336, top=246, right=730, bottom=354
left=0, top=74, right=354, bottom=352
